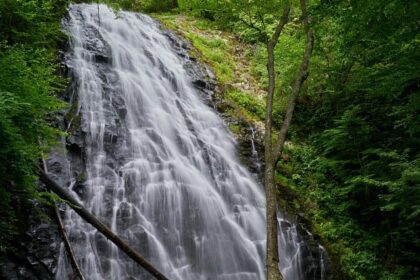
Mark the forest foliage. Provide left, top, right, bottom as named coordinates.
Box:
left=0, top=0, right=67, bottom=253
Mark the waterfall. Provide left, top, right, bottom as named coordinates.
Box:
left=57, top=4, right=265, bottom=280
left=55, top=4, right=329, bottom=280
left=278, top=213, right=329, bottom=280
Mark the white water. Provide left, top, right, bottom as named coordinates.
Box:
left=278, top=213, right=328, bottom=280
left=56, top=4, right=329, bottom=280
left=57, top=4, right=266, bottom=280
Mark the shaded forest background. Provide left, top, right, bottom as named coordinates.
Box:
left=0, top=0, right=418, bottom=279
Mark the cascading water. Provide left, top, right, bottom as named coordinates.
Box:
left=54, top=4, right=329, bottom=280
left=278, top=213, right=329, bottom=280
left=57, top=4, right=266, bottom=280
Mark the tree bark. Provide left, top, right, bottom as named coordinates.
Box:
left=265, top=1, right=314, bottom=279
left=38, top=169, right=169, bottom=280
left=169, top=0, right=178, bottom=9
left=273, top=0, right=314, bottom=164
left=53, top=203, right=85, bottom=280
left=264, top=7, right=290, bottom=280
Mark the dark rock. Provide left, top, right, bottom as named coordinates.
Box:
left=0, top=210, right=60, bottom=280
left=66, top=135, right=84, bottom=154
left=83, top=25, right=112, bottom=64
left=192, top=78, right=208, bottom=89
left=72, top=181, right=87, bottom=199
left=118, top=108, right=127, bottom=119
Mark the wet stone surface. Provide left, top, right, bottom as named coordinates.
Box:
left=0, top=209, right=60, bottom=280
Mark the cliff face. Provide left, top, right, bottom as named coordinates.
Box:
left=0, top=205, right=60, bottom=279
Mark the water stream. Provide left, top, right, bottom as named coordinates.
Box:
left=55, top=4, right=328, bottom=280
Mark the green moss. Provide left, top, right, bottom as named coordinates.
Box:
left=155, top=14, right=268, bottom=128
left=228, top=123, right=241, bottom=135
left=64, top=93, right=81, bottom=134
left=187, top=35, right=234, bottom=83
left=193, top=18, right=217, bottom=31
left=226, top=91, right=265, bottom=121
left=156, top=15, right=236, bottom=85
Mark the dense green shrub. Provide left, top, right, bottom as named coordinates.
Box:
left=0, top=0, right=66, bottom=255
left=282, top=1, right=420, bottom=278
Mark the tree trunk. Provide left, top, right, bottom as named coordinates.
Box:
left=273, top=0, right=314, bottom=163
left=264, top=7, right=290, bottom=280
left=38, top=169, right=169, bottom=280
left=169, top=0, right=178, bottom=9
left=265, top=161, right=282, bottom=280
left=265, top=40, right=283, bottom=280
left=264, top=1, right=314, bottom=278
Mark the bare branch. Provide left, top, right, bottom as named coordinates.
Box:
left=265, top=6, right=291, bottom=163
left=273, top=0, right=315, bottom=164
left=269, top=7, right=291, bottom=49
left=256, top=10, right=267, bottom=31
left=238, top=15, right=265, bottom=38
left=237, top=9, right=268, bottom=42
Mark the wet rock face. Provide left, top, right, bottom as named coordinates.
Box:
left=160, top=26, right=265, bottom=178
left=2, top=7, right=137, bottom=279
left=56, top=6, right=270, bottom=279
left=234, top=124, right=264, bottom=176
left=279, top=214, right=333, bottom=280
left=295, top=225, right=332, bottom=280
left=161, top=28, right=217, bottom=102
left=0, top=209, right=60, bottom=280
left=0, top=153, right=67, bottom=280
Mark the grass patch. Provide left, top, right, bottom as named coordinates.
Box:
left=225, top=90, right=265, bottom=121
left=155, top=14, right=269, bottom=126
left=156, top=14, right=235, bottom=84
left=228, top=123, right=241, bottom=135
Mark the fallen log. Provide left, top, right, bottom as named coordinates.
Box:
left=38, top=169, right=170, bottom=280
left=53, top=203, right=86, bottom=280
